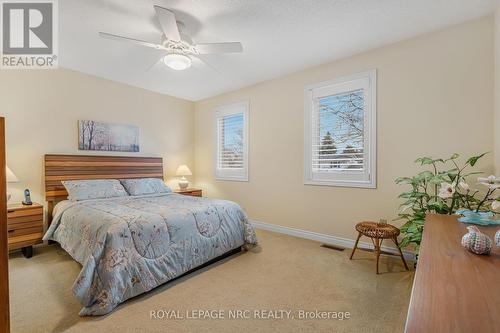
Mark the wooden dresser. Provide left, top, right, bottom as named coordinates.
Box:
left=174, top=188, right=202, bottom=197
left=405, top=214, right=500, bottom=333
left=7, top=203, right=43, bottom=258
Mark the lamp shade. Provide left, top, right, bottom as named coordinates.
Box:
left=176, top=165, right=192, bottom=177
left=6, top=166, right=19, bottom=183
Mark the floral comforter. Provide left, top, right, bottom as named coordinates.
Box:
left=43, top=193, right=257, bottom=316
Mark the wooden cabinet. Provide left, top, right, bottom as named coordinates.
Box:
left=405, top=214, right=500, bottom=332
left=173, top=188, right=202, bottom=197
left=7, top=203, right=43, bottom=258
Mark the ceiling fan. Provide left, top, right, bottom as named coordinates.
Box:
left=99, top=5, right=243, bottom=71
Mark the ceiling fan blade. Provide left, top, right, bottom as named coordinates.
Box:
left=99, top=32, right=166, bottom=50
left=154, top=6, right=181, bottom=42
left=195, top=42, right=243, bottom=54
left=146, top=53, right=167, bottom=71
left=193, top=56, right=221, bottom=74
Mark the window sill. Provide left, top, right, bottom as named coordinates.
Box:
left=215, top=176, right=249, bottom=182
left=304, top=179, right=376, bottom=189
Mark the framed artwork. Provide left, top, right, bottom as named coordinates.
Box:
left=78, top=120, right=139, bottom=152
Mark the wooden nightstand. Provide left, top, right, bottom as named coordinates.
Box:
left=174, top=188, right=202, bottom=197
left=7, top=203, right=43, bottom=258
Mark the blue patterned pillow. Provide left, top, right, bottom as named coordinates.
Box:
left=62, top=179, right=129, bottom=201
left=120, top=178, right=172, bottom=196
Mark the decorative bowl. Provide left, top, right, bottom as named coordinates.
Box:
left=455, top=209, right=500, bottom=226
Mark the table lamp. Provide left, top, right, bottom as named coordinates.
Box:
left=176, top=165, right=192, bottom=190
left=6, top=166, right=19, bottom=202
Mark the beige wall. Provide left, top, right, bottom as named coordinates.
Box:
left=0, top=16, right=494, bottom=244
left=194, top=16, right=494, bottom=241
left=0, top=68, right=194, bottom=204
left=495, top=6, right=500, bottom=174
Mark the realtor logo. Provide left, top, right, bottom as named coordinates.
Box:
left=1, top=0, right=58, bottom=69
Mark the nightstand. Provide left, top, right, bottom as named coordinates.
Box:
left=174, top=188, right=202, bottom=197
left=7, top=203, right=44, bottom=258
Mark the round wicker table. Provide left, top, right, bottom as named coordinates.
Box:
left=349, top=221, right=409, bottom=274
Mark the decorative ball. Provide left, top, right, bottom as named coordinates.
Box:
left=495, top=229, right=500, bottom=247
left=461, top=226, right=492, bottom=255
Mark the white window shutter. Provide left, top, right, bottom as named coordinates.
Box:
left=214, top=101, right=249, bottom=181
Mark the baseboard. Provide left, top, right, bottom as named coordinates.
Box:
left=249, top=219, right=415, bottom=260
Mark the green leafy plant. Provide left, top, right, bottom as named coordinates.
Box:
left=395, top=153, right=488, bottom=251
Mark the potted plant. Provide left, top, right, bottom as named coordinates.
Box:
left=394, top=153, right=499, bottom=252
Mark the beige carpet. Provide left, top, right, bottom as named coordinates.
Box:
left=9, top=230, right=414, bottom=333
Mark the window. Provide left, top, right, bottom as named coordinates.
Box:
left=304, top=70, right=376, bottom=188
left=215, top=101, right=249, bottom=181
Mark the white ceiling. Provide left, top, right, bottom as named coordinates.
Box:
left=60, top=0, right=497, bottom=101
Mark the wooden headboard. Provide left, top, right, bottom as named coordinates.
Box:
left=44, top=154, right=163, bottom=204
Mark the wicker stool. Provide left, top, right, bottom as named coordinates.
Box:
left=349, top=221, right=409, bottom=274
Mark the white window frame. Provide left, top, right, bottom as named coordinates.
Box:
left=304, top=70, right=377, bottom=188
left=214, top=101, right=249, bottom=182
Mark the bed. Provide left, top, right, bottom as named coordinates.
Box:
left=42, top=155, right=257, bottom=316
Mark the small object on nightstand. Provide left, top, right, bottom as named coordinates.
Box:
left=174, top=188, right=202, bottom=197
left=176, top=164, right=192, bottom=190
left=7, top=202, right=43, bottom=258
left=22, top=188, right=33, bottom=205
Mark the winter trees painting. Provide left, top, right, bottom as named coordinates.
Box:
left=78, top=120, right=139, bottom=152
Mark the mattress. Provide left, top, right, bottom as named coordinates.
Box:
left=43, top=193, right=257, bottom=316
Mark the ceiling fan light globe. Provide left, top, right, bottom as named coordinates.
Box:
left=163, top=54, right=191, bottom=70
